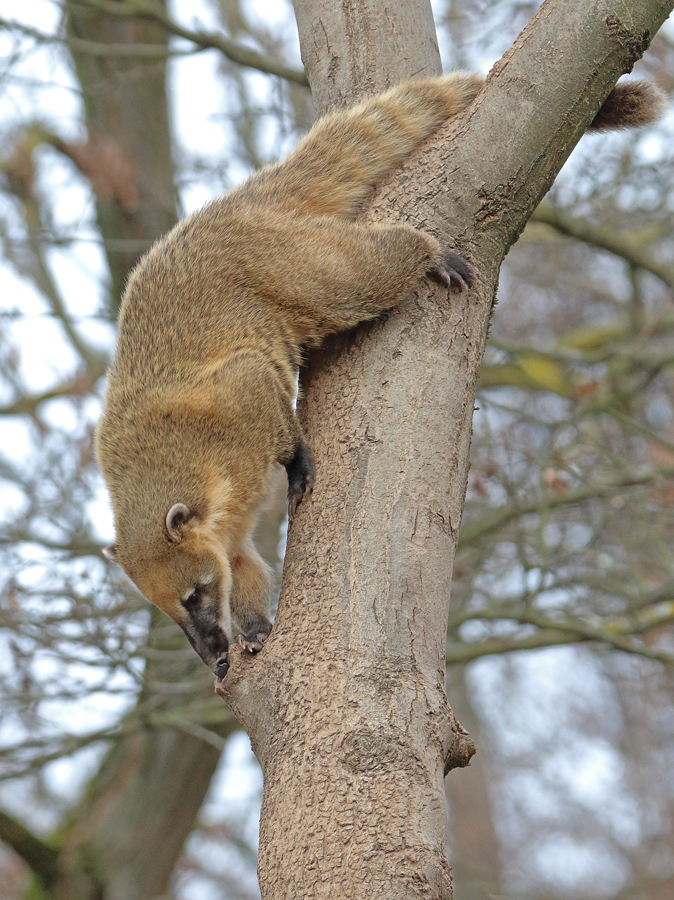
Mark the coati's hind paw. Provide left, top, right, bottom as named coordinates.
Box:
left=285, top=437, right=315, bottom=521
left=238, top=620, right=272, bottom=654
left=429, top=250, right=474, bottom=293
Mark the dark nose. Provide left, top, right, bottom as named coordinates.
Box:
left=214, top=655, right=229, bottom=680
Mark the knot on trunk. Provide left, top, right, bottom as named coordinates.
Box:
left=605, top=15, right=651, bottom=72
left=443, top=707, right=476, bottom=775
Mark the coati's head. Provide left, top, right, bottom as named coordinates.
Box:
left=105, top=502, right=233, bottom=673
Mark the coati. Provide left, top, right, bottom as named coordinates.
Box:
left=96, top=73, right=666, bottom=679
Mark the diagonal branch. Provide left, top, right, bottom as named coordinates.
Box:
left=446, top=621, right=674, bottom=666
left=219, top=0, right=674, bottom=895
left=0, top=15, right=192, bottom=57
left=531, top=203, right=674, bottom=289
left=0, top=808, right=60, bottom=887
left=446, top=597, right=674, bottom=666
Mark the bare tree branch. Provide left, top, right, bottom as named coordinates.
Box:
left=0, top=15, right=196, bottom=57
left=0, top=372, right=104, bottom=418
left=460, top=466, right=674, bottom=547
left=532, top=202, right=674, bottom=289
left=65, top=0, right=309, bottom=85
left=0, top=809, right=60, bottom=888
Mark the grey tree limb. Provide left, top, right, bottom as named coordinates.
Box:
left=460, top=465, right=674, bottom=547
left=0, top=808, right=60, bottom=889
left=532, top=203, right=674, bottom=289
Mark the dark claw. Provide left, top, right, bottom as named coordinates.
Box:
left=238, top=635, right=264, bottom=652
left=285, top=437, right=315, bottom=521
left=214, top=654, right=229, bottom=681
left=429, top=250, right=474, bottom=294
left=238, top=620, right=272, bottom=654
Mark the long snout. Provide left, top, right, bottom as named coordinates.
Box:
left=180, top=603, right=229, bottom=676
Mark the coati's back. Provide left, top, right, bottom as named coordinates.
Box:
left=106, top=203, right=299, bottom=389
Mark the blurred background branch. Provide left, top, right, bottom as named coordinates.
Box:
left=65, top=0, right=308, bottom=83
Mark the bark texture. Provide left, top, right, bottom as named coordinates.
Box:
left=219, top=0, right=674, bottom=897
left=292, top=0, right=441, bottom=109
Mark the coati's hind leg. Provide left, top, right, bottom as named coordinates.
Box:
left=229, top=541, right=273, bottom=653
left=285, top=435, right=315, bottom=520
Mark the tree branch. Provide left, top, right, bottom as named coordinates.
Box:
left=0, top=372, right=104, bottom=418
left=0, top=808, right=60, bottom=887
left=218, top=0, right=674, bottom=895
left=459, top=466, right=674, bottom=547
left=0, top=15, right=195, bottom=57
left=531, top=202, right=674, bottom=289
left=66, top=0, right=309, bottom=85
left=0, top=700, right=238, bottom=783
left=446, top=596, right=674, bottom=665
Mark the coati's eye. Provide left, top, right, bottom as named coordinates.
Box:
left=180, top=585, right=204, bottom=610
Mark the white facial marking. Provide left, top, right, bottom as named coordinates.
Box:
left=181, top=573, right=214, bottom=603
left=219, top=603, right=232, bottom=640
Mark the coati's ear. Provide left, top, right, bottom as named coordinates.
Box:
left=102, top=544, right=118, bottom=563
left=165, top=503, right=197, bottom=543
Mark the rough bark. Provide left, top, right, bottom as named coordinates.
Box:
left=218, top=1, right=674, bottom=898
left=292, top=0, right=441, bottom=109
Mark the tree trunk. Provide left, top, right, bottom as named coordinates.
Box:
left=67, top=0, right=178, bottom=311
left=218, top=1, right=674, bottom=898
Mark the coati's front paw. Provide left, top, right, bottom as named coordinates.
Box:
left=285, top=437, right=315, bottom=521
left=238, top=620, right=272, bottom=654
left=429, top=250, right=474, bottom=293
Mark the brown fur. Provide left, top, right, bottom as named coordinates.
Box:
left=96, top=72, right=666, bottom=675
left=589, top=81, right=667, bottom=131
